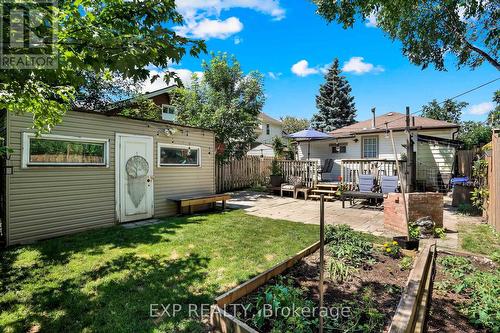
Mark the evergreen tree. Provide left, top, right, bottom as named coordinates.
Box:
left=312, top=59, right=356, bottom=132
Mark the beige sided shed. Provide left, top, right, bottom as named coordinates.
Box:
left=0, top=110, right=216, bottom=246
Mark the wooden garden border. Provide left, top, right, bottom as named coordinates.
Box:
left=388, top=241, right=437, bottom=333
left=210, top=241, right=320, bottom=333
left=210, top=240, right=435, bottom=333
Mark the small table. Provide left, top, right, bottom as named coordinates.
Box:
left=295, top=187, right=311, bottom=200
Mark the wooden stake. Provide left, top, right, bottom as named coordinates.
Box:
left=319, top=194, right=325, bottom=333
left=390, top=130, right=411, bottom=240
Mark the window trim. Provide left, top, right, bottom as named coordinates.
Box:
left=331, top=143, right=347, bottom=154
left=361, top=136, right=379, bottom=159
left=22, top=133, right=110, bottom=168
left=157, top=143, right=201, bottom=167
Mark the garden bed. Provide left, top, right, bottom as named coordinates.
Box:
left=213, top=225, right=423, bottom=333
left=427, top=251, right=499, bottom=333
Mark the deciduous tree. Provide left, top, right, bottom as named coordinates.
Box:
left=421, top=99, right=468, bottom=124
left=281, top=116, right=310, bottom=134
left=0, top=0, right=205, bottom=132
left=312, top=0, right=499, bottom=70
left=173, top=53, right=265, bottom=161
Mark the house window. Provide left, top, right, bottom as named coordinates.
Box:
left=362, top=136, right=378, bottom=158
left=22, top=133, right=108, bottom=167
left=158, top=144, right=200, bottom=166
left=266, top=124, right=270, bottom=135
left=332, top=143, right=347, bottom=154
left=161, top=105, right=177, bottom=122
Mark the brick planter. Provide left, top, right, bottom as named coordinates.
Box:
left=384, top=193, right=443, bottom=235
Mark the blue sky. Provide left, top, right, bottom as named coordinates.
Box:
left=148, top=0, right=499, bottom=123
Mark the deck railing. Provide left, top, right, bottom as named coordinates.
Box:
left=216, top=157, right=319, bottom=193
left=340, top=159, right=407, bottom=189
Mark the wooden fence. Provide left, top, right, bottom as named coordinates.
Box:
left=456, top=150, right=476, bottom=177
left=487, top=130, right=500, bottom=232
left=215, top=156, right=318, bottom=193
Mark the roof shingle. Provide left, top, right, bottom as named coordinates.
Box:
left=329, top=112, right=459, bottom=137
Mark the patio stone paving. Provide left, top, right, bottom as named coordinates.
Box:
left=227, top=191, right=480, bottom=250
left=227, top=191, right=392, bottom=237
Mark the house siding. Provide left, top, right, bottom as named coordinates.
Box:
left=299, top=129, right=456, bottom=181
left=7, top=111, right=215, bottom=245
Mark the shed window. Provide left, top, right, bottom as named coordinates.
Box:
left=158, top=144, right=200, bottom=166
left=362, top=136, right=378, bottom=158
left=22, top=133, right=108, bottom=167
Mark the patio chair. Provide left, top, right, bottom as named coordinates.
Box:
left=340, top=174, right=383, bottom=208
left=280, top=176, right=304, bottom=199
left=318, top=158, right=334, bottom=181
left=380, top=175, right=399, bottom=194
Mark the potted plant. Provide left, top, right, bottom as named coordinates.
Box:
left=393, top=222, right=420, bottom=250
left=269, top=158, right=283, bottom=187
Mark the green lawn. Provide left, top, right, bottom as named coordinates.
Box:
left=458, top=222, right=500, bottom=258
left=0, top=210, right=318, bottom=333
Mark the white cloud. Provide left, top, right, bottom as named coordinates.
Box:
left=469, top=102, right=495, bottom=115
left=233, top=36, right=242, bottom=44
left=342, top=57, right=384, bottom=75
left=365, top=13, right=377, bottom=27
left=175, top=0, right=285, bottom=21
left=174, top=17, right=243, bottom=39
left=291, top=60, right=319, bottom=77
left=174, top=0, right=285, bottom=40
left=141, top=69, right=203, bottom=93
left=267, top=72, right=282, bottom=79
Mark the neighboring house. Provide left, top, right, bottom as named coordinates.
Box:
left=297, top=111, right=461, bottom=190
left=247, top=113, right=284, bottom=157
left=141, top=86, right=178, bottom=122
left=246, top=143, right=275, bottom=157
left=0, top=109, right=215, bottom=246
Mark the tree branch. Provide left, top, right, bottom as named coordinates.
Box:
left=463, top=40, right=500, bottom=71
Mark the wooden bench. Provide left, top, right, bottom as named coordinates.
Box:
left=168, top=193, right=231, bottom=215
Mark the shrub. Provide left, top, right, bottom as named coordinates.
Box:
left=399, top=256, right=413, bottom=271
left=325, top=225, right=373, bottom=267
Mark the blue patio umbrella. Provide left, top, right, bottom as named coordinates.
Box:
left=287, top=128, right=332, bottom=183
left=287, top=127, right=332, bottom=161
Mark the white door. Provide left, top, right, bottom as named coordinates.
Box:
left=117, top=134, right=154, bottom=222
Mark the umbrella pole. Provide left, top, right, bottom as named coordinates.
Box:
left=307, top=140, right=311, bottom=185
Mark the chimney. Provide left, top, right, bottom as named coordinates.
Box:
left=371, top=108, right=376, bottom=129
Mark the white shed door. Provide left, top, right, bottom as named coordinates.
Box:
left=117, top=134, right=154, bottom=222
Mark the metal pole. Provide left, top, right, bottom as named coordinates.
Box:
left=319, top=194, right=325, bottom=333
left=307, top=139, right=311, bottom=186
left=390, top=130, right=410, bottom=240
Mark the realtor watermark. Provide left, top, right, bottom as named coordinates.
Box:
left=0, top=0, right=58, bottom=69
left=150, top=303, right=351, bottom=321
